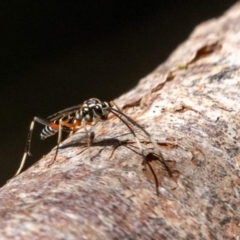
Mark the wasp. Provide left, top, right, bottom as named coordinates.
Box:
left=15, top=98, right=162, bottom=194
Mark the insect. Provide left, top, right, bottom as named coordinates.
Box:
left=14, top=98, right=162, bottom=194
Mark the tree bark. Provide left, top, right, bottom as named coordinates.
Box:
left=1, top=3, right=240, bottom=239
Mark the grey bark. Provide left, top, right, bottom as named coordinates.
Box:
left=1, top=2, right=240, bottom=239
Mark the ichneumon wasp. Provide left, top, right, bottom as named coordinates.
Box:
left=14, top=98, right=163, bottom=194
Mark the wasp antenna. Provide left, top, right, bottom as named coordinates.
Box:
left=109, top=109, right=137, bottom=138
left=110, top=107, right=150, bottom=137
left=109, top=109, right=145, bottom=157
left=109, top=104, right=165, bottom=195
left=110, top=101, right=121, bottom=111
left=110, top=107, right=163, bottom=159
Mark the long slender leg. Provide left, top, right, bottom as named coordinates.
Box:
left=14, top=120, right=35, bottom=176
left=47, top=119, right=83, bottom=166
left=82, top=121, right=92, bottom=158
left=14, top=117, right=60, bottom=177
left=48, top=119, right=63, bottom=166
left=68, top=119, right=76, bottom=137
left=14, top=116, right=82, bottom=177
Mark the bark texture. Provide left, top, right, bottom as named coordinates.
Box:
left=1, top=3, right=240, bottom=239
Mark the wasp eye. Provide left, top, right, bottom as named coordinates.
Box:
left=94, top=106, right=102, bottom=115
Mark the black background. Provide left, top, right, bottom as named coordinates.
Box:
left=0, top=0, right=237, bottom=185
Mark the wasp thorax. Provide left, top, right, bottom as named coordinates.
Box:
left=83, top=98, right=101, bottom=107
left=79, top=98, right=110, bottom=122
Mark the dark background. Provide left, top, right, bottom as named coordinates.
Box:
left=0, top=0, right=237, bottom=185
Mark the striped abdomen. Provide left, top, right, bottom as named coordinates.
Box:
left=40, top=125, right=58, bottom=140
left=40, top=113, right=76, bottom=140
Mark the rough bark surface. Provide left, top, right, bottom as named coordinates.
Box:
left=1, top=3, right=240, bottom=240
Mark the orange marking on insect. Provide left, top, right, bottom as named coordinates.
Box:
left=85, top=121, right=94, bottom=126
left=73, top=120, right=81, bottom=127
left=49, top=122, right=59, bottom=130
left=61, top=121, right=75, bottom=128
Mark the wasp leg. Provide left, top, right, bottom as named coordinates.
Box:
left=47, top=119, right=81, bottom=167
left=82, top=121, right=92, bottom=158
left=47, top=119, right=83, bottom=167
left=14, top=120, right=35, bottom=176
left=14, top=117, right=57, bottom=177
left=48, top=119, right=63, bottom=167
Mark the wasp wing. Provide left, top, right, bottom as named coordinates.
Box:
left=47, top=104, right=82, bottom=121
left=46, top=104, right=82, bottom=132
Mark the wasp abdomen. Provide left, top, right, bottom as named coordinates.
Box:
left=40, top=126, right=58, bottom=140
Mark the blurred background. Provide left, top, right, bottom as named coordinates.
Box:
left=0, top=0, right=237, bottom=185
